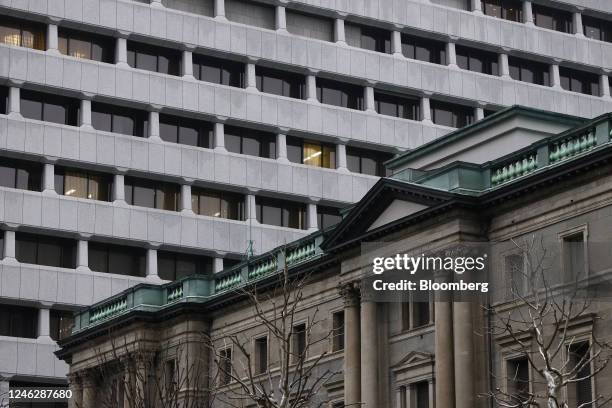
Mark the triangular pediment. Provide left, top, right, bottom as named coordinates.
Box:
left=367, top=200, right=428, bottom=231
left=392, top=351, right=434, bottom=370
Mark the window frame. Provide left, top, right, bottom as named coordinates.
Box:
left=331, top=309, right=345, bottom=353
left=346, top=146, right=393, bottom=177
left=430, top=100, right=475, bottom=128
left=286, top=137, right=336, bottom=169
left=316, top=78, right=364, bottom=110
left=532, top=4, right=573, bottom=34
left=124, top=177, right=180, bottom=212
left=508, top=56, right=551, bottom=86
left=0, top=157, right=42, bottom=191
left=559, top=225, right=589, bottom=283
left=374, top=91, right=421, bottom=120
left=481, top=0, right=523, bottom=22
left=456, top=45, right=499, bottom=76
left=583, top=15, right=612, bottom=43
left=54, top=167, right=113, bottom=202
left=0, top=16, right=46, bottom=50
left=127, top=40, right=182, bottom=76
left=317, top=205, right=342, bottom=230
left=15, top=232, right=76, bottom=269
left=253, top=334, right=269, bottom=375
left=255, top=66, right=306, bottom=99
left=159, top=114, right=214, bottom=148
left=0, top=304, right=38, bottom=338
left=157, top=250, right=213, bottom=281
left=218, top=346, right=234, bottom=386
left=91, top=102, right=149, bottom=137
left=401, top=34, right=446, bottom=65
left=192, top=54, right=245, bottom=87
left=58, top=27, right=115, bottom=63
left=255, top=196, right=307, bottom=230
left=559, top=67, right=601, bottom=96
left=224, top=126, right=277, bottom=159
left=88, top=241, right=147, bottom=277
left=20, top=90, right=80, bottom=126
left=191, top=187, right=245, bottom=221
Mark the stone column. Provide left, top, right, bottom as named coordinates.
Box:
left=600, top=73, right=610, bottom=98
left=306, top=74, right=318, bottom=102
left=499, top=52, right=511, bottom=79
left=3, top=230, right=17, bottom=263
left=361, top=300, right=379, bottom=407
left=113, top=174, right=126, bottom=204
left=181, top=184, right=194, bottom=214
left=522, top=1, right=534, bottom=26
left=47, top=23, right=59, bottom=54
left=42, top=162, right=56, bottom=195
left=135, top=352, right=153, bottom=405
left=146, top=248, right=160, bottom=281
left=446, top=40, right=458, bottom=69
left=214, top=0, right=227, bottom=21
left=115, top=36, right=129, bottom=68
left=340, top=283, right=361, bottom=407
left=80, top=98, right=93, bottom=130
left=276, top=133, right=289, bottom=163
left=306, top=203, right=318, bottom=232
left=475, top=106, right=485, bottom=121
left=391, top=31, right=403, bottom=57
left=246, top=194, right=258, bottom=223
left=81, top=372, right=96, bottom=407
left=453, top=302, right=475, bottom=408
left=471, top=0, right=482, bottom=14
left=336, top=142, right=348, bottom=173
left=434, top=273, right=455, bottom=408
left=214, top=257, right=224, bottom=273
left=8, top=86, right=22, bottom=119
left=364, top=86, right=376, bottom=113
left=38, top=307, right=53, bottom=341
left=275, top=6, right=287, bottom=32
left=334, top=18, right=347, bottom=45
left=245, top=62, right=258, bottom=92
left=67, top=373, right=83, bottom=408
left=214, top=122, right=226, bottom=152
left=573, top=9, right=584, bottom=37
left=148, top=110, right=162, bottom=142
left=550, top=63, right=562, bottom=89
left=421, top=95, right=432, bottom=125
left=77, top=240, right=90, bottom=272
left=182, top=49, right=194, bottom=79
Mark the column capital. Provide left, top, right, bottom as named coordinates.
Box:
left=339, top=282, right=361, bottom=307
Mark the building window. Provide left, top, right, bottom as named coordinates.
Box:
left=191, top=187, right=245, bottom=220
left=401, top=34, right=446, bottom=65
left=58, top=28, right=114, bottom=63
left=254, top=336, right=268, bottom=374
left=0, top=305, right=38, bottom=338
left=219, top=348, right=233, bottom=385
left=346, top=146, right=392, bottom=177
left=0, top=157, right=42, bottom=191
left=159, top=114, right=213, bottom=148
left=158, top=251, right=213, bottom=281
left=0, top=231, right=3, bottom=259
left=255, top=197, right=306, bottom=229
left=127, top=41, right=181, bottom=76
left=583, top=15, right=612, bottom=43
left=506, top=357, right=530, bottom=401
left=88, top=241, right=146, bottom=277
left=316, top=78, right=363, bottom=110
left=256, top=66, right=305, bottom=99
left=332, top=402, right=344, bottom=408
left=50, top=310, right=74, bottom=341
left=562, top=231, right=586, bottom=281
left=481, top=0, right=522, bottom=22
left=286, top=10, right=334, bottom=42
left=91, top=102, right=149, bottom=137
left=346, top=23, right=391, bottom=53
left=54, top=168, right=113, bottom=201
left=532, top=5, right=573, bottom=33
left=0, top=86, right=8, bottom=114
left=559, top=67, right=600, bottom=96
left=162, top=0, right=214, bottom=17
left=125, top=177, right=180, bottom=211
left=225, top=0, right=275, bottom=30
left=456, top=46, right=499, bottom=76
left=287, top=137, right=336, bottom=169
left=20, top=90, right=80, bottom=126
left=375, top=91, right=420, bottom=120
left=193, top=54, right=244, bottom=87
left=508, top=56, right=550, bottom=86
left=225, top=126, right=276, bottom=159
left=15, top=232, right=76, bottom=269
left=0, top=16, right=45, bottom=50
left=568, top=342, right=593, bottom=407
left=332, top=311, right=344, bottom=352
left=317, top=206, right=342, bottom=230
left=430, top=101, right=474, bottom=128
left=292, top=323, right=306, bottom=363
left=401, top=300, right=432, bottom=331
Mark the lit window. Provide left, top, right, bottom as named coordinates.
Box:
left=0, top=16, right=45, bottom=50
left=287, top=137, right=336, bottom=169
left=58, top=28, right=114, bottom=62
left=54, top=168, right=112, bottom=201
left=191, top=188, right=245, bottom=220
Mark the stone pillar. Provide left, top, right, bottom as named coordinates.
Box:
left=181, top=184, right=194, bottom=214
left=182, top=50, right=194, bottom=79
left=336, top=142, right=348, bottom=173
left=245, top=62, right=257, bottom=92
left=38, top=307, right=52, bottom=341
left=421, top=95, right=432, bottom=124
left=340, top=284, right=361, bottom=407
left=551, top=63, right=562, bottom=89
left=113, top=174, right=126, bottom=204
left=3, top=230, right=17, bottom=263
left=77, top=240, right=89, bottom=272
left=391, top=31, right=403, bottom=57
left=8, top=86, right=22, bottom=118
left=475, top=106, right=485, bottom=121
left=135, top=352, right=153, bottom=405
left=68, top=373, right=83, bottom=408
left=80, top=98, right=93, bottom=130
left=42, top=163, right=56, bottom=195
left=148, top=110, right=162, bottom=142
left=600, top=73, right=610, bottom=98
left=471, top=0, right=482, bottom=14
left=214, top=0, right=227, bottom=21
left=573, top=10, right=584, bottom=37
left=47, top=23, right=59, bottom=54
left=276, top=133, right=289, bottom=163
left=522, top=1, right=534, bottom=26
left=334, top=18, right=347, bottom=45
left=214, top=122, right=226, bottom=152
left=214, top=257, right=224, bottom=273
left=499, top=53, right=511, bottom=79
left=146, top=248, right=160, bottom=281
left=246, top=194, right=258, bottom=223
left=434, top=275, right=455, bottom=408
left=361, top=300, right=379, bottom=407
left=115, top=36, right=129, bottom=68
left=446, top=40, right=458, bottom=69
left=82, top=371, right=96, bottom=407
left=428, top=379, right=435, bottom=408
left=275, top=6, right=287, bottom=32
left=453, top=303, right=475, bottom=408
left=364, top=86, right=376, bottom=113
left=306, top=74, right=318, bottom=102
left=306, top=203, right=318, bottom=232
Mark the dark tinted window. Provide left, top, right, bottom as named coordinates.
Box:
left=158, top=251, right=213, bottom=281
left=0, top=16, right=45, bottom=50
left=191, top=187, right=245, bottom=220
left=0, top=157, right=42, bottom=191
left=533, top=5, right=573, bottom=33
left=401, top=34, right=446, bottom=65
left=559, top=67, right=600, bottom=96
left=124, top=177, right=180, bottom=211
left=54, top=168, right=112, bottom=201
left=20, top=90, right=80, bottom=126
left=193, top=54, right=244, bottom=87
left=430, top=101, right=474, bottom=128
left=583, top=15, right=612, bottom=43
left=159, top=114, right=213, bottom=148
left=508, top=57, right=550, bottom=86
left=317, top=206, right=342, bottom=230
left=375, top=92, right=420, bottom=120
left=350, top=24, right=391, bottom=53
left=0, top=86, right=8, bottom=115
left=58, top=28, right=114, bottom=63
left=15, top=232, right=76, bottom=268
left=481, top=0, right=522, bottom=22
left=127, top=41, right=181, bottom=76
left=224, top=126, right=276, bottom=159
left=91, top=102, right=148, bottom=137
left=286, top=137, right=336, bottom=169
left=50, top=309, right=74, bottom=341
left=316, top=78, right=363, bottom=110
left=255, top=197, right=306, bottom=229
left=256, top=66, right=305, bottom=99
left=456, top=46, right=499, bottom=75
left=88, top=241, right=146, bottom=276
left=0, top=305, right=37, bottom=338
left=346, top=147, right=392, bottom=177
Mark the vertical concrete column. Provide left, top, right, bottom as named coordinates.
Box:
left=148, top=110, right=162, bottom=142
left=551, top=63, right=562, bottom=89
left=600, top=73, right=610, bottom=98
left=214, top=257, right=224, bottom=273
left=434, top=273, right=455, bottom=408
left=77, top=240, right=89, bottom=272
left=307, top=203, right=318, bottom=232
left=364, top=86, right=376, bottom=113
left=214, top=122, right=226, bottom=152
left=336, top=142, right=348, bottom=173
left=3, top=230, right=17, bottom=263
left=276, top=133, right=289, bottom=163
left=522, top=1, right=534, bottom=26
left=246, top=194, right=258, bottom=223
left=80, top=98, right=93, bottom=129
left=214, top=0, right=227, bottom=21
left=428, top=379, right=435, bottom=408
left=115, top=36, right=129, bottom=68
left=361, top=300, right=379, bottom=408
left=421, top=95, right=432, bottom=124
left=446, top=40, right=458, bottom=68
left=306, top=74, right=318, bottom=102
left=475, top=106, right=485, bottom=121
left=8, top=86, right=22, bottom=118
left=181, top=184, right=194, bottom=214
left=334, top=18, right=347, bottom=45
left=38, top=307, right=52, bottom=341
left=182, top=49, right=194, bottom=79
left=471, top=0, right=482, bottom=14
left=245, top=62, right=258, bottom=92
left=340, top=284, right=361, bottom=407
left=42, top=163, right=56, bottom=195
left=81, top=372, right=96, bottom=407
left=67, top=374, right=83, bottom=408
left=499, top=52, right=511, bottom=79
left=113, top=174, right=126, bottom=204
left=150, top=0, right=164, bottom=8
left=146, top=248, right=160, bottom=281
left=391, top=31, right=403, bottom=57
left=47, top=23, right=59, bottom=54
left=275, top=6, right=287, bottom=32
left=453, top=303, right=475, bottom=408
left=573, top=9, right=584, bottom=37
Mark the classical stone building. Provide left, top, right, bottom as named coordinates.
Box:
left=57, top=106, right=612, bottom=407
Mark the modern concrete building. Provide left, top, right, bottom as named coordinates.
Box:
left=56, top=106, right=612, bottom=407
left=2, top=0, right=612, bottom=398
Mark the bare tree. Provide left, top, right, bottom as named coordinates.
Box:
left=484, top=235, right=612, bottom=408
left=209, top=258, right=340, bottom=408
